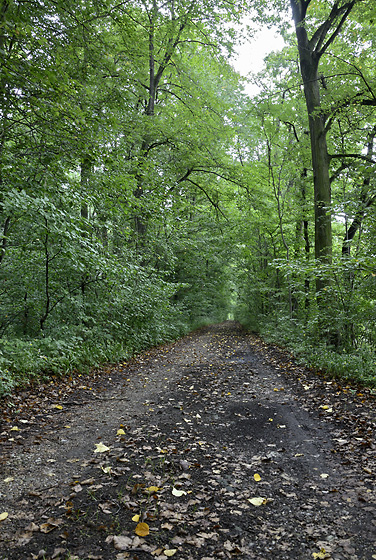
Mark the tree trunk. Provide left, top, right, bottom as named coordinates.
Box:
left=290, top=1, right=332, bottom=294
left=342, top=129, right=376, bottom=257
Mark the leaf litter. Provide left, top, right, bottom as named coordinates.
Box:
left=0, top=322, right=375, bottom=559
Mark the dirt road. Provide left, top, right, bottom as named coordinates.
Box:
left=0, top=322, right=375, bottom=559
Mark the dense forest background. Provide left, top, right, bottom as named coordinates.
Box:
left=1, top=0, right=376, bottom=394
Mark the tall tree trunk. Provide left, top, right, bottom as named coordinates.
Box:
left=290, top=1, right=332, bottom=294
left=290, top=0, right=357, bottom=345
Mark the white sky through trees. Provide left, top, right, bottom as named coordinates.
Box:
left=232, top=26, right=285, bottom=95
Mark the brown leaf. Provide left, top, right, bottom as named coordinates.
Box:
left=16, top=532, right=34, bottom=546
left=25, top=522, right=39, bottom=532
left=113, top=535, right=133, bottom=550
left=40, top=518, right=63, bottom=533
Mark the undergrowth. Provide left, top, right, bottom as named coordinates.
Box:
left=0, top=321, right=190, bottom=397
left=249, top=316, right=376, bottom=389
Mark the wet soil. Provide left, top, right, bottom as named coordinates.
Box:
left=0, top=321, right=375, bottom=560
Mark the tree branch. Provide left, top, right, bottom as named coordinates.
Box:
left=329, top=153, right=376, bottom=164
left=315, top=1, right=356, bottom=56
left=185, top=178, right=227, bottom=220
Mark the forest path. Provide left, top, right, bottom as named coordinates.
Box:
left=0, top=321, right=375, bottom=559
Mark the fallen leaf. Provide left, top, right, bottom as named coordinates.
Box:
left=94, top=442, right=110, bottom=453
left=146, top=486, right=160, bottom=493
left=248, top=497, right=267, bottom=506
left=4, top=477, right=14, bottom=483
left=25, top=522, right=39, bottom=532
left=117, top=429, right=126, bottom=436
left=254, top=473, right=261, bottom=482
left=51, top=548, right=67, bottom=558
left=135, top=522, right=149, bottom=536
left=16, top=532, right=33, bottom=545
left=0, top=512, right=9, bottom=522
left=312, top=548, right=331, bottom=559
left=172, top=488, right=187, bottom=497
left=334, top=439, right=348, bottom=445
left=132, top=514, right=140, bottom=522
left=113, top=535, right=133, bottom=550
left=53, top=405, right=63, bottom=410
left=40, top=518, right=63, bottom=533
left=10, top=426, right=20, bottom=431
left=320, top=474, right=329, bottom=479
left=164, top=549, right=177, bottom=557
left=99, top=503, right=112, bottom=514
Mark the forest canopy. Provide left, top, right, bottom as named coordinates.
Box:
left=0, top=0, right=375, bottom=394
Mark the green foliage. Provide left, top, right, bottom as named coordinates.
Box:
left=1, top=0, right=376, bottom=396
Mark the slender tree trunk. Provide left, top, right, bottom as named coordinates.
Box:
left=80, top=155, right=91, bottom=220
left=342, top=129, right=376, bottom=257
left=0, top=216, right=10, bottom=266
left=40, top=221, right=51, bottom=331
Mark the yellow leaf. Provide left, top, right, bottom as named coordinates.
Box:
left=146, top=486, right=160, bottom=493
left=53, top=405, right=63, bottom=410
left=320, top=405, right=329, bottom=410
left=4, top=477, right=14, bottom=483
left=10, top=426, right=20, bottom=431
left=254, top=473, right=261, bottom=482
left=248, top=497, right=266, bottom=506
left=132, top=514, right=140, bottom=522
left=117, top=429, right=126, bottom=435
left=94, top=442, right=110, bottom=453
left=312, top=548, right=329, bottom=559
left=165, top=549, right=177, bottom=557
left=135, top=522, right=149, bottom=536
left=0, top=512, right=9, bottom=522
